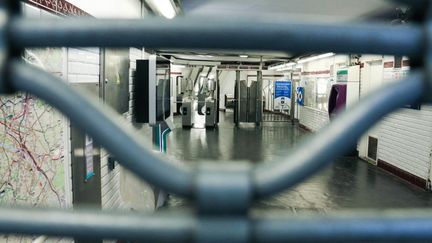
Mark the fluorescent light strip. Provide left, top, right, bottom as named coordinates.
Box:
left=271, top=62, right=296, bottom=71
left=197, top=55, right=214, bottom=58
left=297, top=53, right=335, bottom=64
left=148, top=0, right=177, bottom=19
left=171, top=64, right=186, bottom=68
left=269, top=63, right=286, bottom=70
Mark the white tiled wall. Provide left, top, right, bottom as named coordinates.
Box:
left=100, top=147, right=123, bottom=209
left=357, top=56, right=432, bottom=181
left=67, top=48, right=100, bottom=83
left=298, top=106, right=329, bottom=132
left=99, top=48, right=144, bottom=210
left=377, top=106, right=432, bottom=180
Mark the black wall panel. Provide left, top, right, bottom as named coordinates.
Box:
left=133, top=60, right=150, bottom=123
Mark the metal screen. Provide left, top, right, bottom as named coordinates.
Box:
left=0, top=0, right=431, bottom=242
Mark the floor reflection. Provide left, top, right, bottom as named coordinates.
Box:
left=165, top=111, right=432, bottom=211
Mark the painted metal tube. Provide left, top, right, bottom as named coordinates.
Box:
left=2, top=207, right=432, bottom=242
left=8, top=60, right=194, bottom=197
left=253, top=209, right=432, bottom=242
left=9, top=18, right=422, bottom=57
left=253, top=71, right=425, bottom=197
left=0, top=207, right=194, bottom=242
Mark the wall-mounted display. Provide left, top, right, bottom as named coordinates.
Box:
left=274, top=80, right=291, bottom=111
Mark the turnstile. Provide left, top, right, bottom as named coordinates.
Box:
left=234, top=71, right=263, bottom=125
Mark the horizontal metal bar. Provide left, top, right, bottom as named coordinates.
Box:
left=9, top=60, right=194, bottom=197
left=253, top=71, right=425, bottom=197
left=3, top=207, right=432, bottom=242
left=9, top=17, right=423, bottom=57
left=253, top=210, right=432, bottom=242
left=392, top=0, right=429, bottom=7
left=0, top=207, right=194, bottom=242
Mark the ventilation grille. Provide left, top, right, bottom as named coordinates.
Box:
left=367, top=136, right=378, bottom=161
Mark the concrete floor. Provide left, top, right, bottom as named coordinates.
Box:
left=165, top=111, right=432, bottom=211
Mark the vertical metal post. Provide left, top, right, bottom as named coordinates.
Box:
left=1, top=0, right=21, bottom=94
left=149, top=54, right=157, bottom=126
left=216, top=69, right=221, bottom=123
left=235, top=69, right=240, bottom=125
left=256, top=69, right=263, bottom=125
left=0, top=3, right=6, bottom=93
left=289, top=72, right=296, bottom=124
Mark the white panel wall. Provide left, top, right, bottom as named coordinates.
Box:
left=356, top=55, right=432, bottom=183
left=100, top=148, right=123, bottom=209
left=67, top=48, right=100, bottom=83
left=218, top=71, right=240, bottom=109
left=357, top=56, right=384, bottom=161
left=298, top=106, right=329, bottom=132
left=294, top=55, right=348, bottom=131
left=100, top=48, right=146, bottom=210
left=66, top=46, right=124, bottom=209
left=378, top=106, right=432, bottom=179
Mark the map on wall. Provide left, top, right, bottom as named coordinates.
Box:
left=0, top=48, right=66, bottom=207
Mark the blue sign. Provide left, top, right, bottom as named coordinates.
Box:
left=274, top=81, right=291, bottom=99
left=274, top=81, right=291, bottom=110
left=296, top=87, right=305, bottom=106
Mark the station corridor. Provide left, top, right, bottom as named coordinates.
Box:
left=165, top=112, right=432, bottom=211
left=3, top=0, right=432, bottom=241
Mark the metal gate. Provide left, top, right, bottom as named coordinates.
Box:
left=1, top=0, right=432, bottom=242
left=262, top=111, right=291, bottom=122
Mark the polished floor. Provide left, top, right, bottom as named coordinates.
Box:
left=165, top=111, right=432, bottom=211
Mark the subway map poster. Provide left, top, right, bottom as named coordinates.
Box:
left=0, top=48, right=66, bottom=208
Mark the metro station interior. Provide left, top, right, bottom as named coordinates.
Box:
left=0, top=0, right=431, bottom=242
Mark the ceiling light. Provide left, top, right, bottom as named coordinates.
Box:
left=147, top=0, right=177, bottom=19
left=278, top=66, right=295, bottom=72
left=198, top=55, right=214, bottom=58
left=239, top=55, right=248, bottom=58
left=270, top=62, right=296, bottom=71
left=269, top=63, right=285, bottom=70
left=297, top=53, right=335, bottom=64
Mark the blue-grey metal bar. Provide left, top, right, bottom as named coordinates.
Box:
left=253, top=71, right=425, bottom=197
left=2, top=207, right=432, bottom=242
left=253, top=210, right=432, bottom=242
left=0, top=207, right=194, bottom=242
left=8, top=60, right=194, bottom=197
left=9, top=18, right=423, bottom=57
left=392, top=0, right=428, bottom=6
